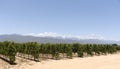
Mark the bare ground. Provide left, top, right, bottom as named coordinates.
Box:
left=1, top=53, right=120, bottom=69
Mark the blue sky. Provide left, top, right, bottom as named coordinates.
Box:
left=0, top=0, right=120, bottom=40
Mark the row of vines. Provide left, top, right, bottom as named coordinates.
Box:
left=0, top=41, right=120, bottom=64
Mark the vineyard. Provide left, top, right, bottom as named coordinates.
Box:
left=0, top=41, right=120, bottom=65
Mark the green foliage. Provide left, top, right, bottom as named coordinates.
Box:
left=8, top=43, right=17, bottom=64
left=0, top=41, right=17, bottom=64
left=77, top=45, right=83, bottom=57
left=72, top=43, right=79, bottom=53
left=0, top=41, right=120, bottom=64
left=51, top=44, right=60, bottom=60
left=66, top=44, right=73, bottom=59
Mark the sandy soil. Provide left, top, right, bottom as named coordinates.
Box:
left=1, top=53, right=120, bottom=69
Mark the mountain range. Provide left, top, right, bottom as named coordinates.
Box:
left=0, top=34, right=119, bottom=44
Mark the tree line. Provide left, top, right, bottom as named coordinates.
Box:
left=0, top=41, right=120, bottom=64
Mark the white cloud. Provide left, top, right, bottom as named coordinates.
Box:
left=24, top=32, right=65, bottom=38
left=23, top=32, right=106, bottom=40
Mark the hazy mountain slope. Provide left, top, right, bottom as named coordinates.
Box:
left=0, top=34, right=119, bottom=44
